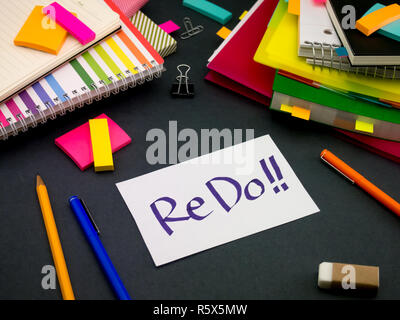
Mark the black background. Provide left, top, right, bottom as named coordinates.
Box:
left=0, top=0, right=399, bottom=300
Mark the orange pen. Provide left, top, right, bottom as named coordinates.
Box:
left=321, top=149, right=400, bottom=217
left=36, top=175, right=75, bottom=300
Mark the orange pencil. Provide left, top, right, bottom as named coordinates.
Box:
left=36, top=175, right=75, bottom=300
left=321, top=149, right=400, bottom=217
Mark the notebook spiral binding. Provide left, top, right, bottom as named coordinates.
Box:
left=0, top=60, right=163, bottom=141
left=304, top=41, right=399, bottom=79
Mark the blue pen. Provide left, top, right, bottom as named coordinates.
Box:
left=69, top=196, right=131, bottom=300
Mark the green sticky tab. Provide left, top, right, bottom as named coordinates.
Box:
left=183, top=0, right=232, bottom=24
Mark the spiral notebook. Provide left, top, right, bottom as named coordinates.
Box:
left=0, top=0, right=164, bottom=140
left=298, top=0, right=400, bottom=79
left=326, top=0, right=400, bottom=66
left=0, top=0, right=122, bottom=103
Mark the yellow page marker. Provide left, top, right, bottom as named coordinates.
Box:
left=14, top=6, right=76, bottom=55
left=239, top=10, right=248, bottom=20
left=280, top=104, right=293, bottom=113
left=355, top=120, right=374, bottom=133
left=216, top=26, right=231, bottom=39
left=89, top=119, right=114, bottom=172
left=288, top=0, right=300, bottom=16
left=292, top=106, right=311, bottom=120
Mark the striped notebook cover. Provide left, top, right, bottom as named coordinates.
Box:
left=0, top=0, right=164, bottom=140
left=131, top=11, right=177, bottom=57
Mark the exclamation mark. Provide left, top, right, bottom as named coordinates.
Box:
left=260, top=156, right=289, bottom=194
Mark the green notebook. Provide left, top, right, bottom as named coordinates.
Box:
left=273, top=73, right=400, bottom=125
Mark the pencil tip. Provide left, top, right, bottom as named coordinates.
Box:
left=36, top=175, right=45, bottom=187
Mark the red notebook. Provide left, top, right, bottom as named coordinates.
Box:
left=206, top=0, right=278, bottom=100
left=337, top=130, right=400, bottom=164
left=205, top=70, right=270, bottom=106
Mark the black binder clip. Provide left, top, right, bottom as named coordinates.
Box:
left=171, top=64, right=195, bottom=98
left=180, top=17, right=204, bottom=40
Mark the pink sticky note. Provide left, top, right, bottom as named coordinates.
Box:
left=55, top=114, right=131, bottom=171
left=43, top=2, right=96, bottom=45
left=159, top=20, right=180, bottom=34
left=313, top=0, right=326, bottom=4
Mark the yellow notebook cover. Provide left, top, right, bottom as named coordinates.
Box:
left=254, top=0, right=400, bottom=103
left=14, top=6, right=75, bottom=55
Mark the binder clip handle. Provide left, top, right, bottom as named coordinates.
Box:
left=171, top=64, right=195, bottom=98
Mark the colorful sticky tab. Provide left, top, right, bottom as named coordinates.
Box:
left=216, top=26, right=231, bottom=39
left=280, top=104, right=293, bottom=113
left=55, top=114, right=131, bottom=171
left=288, top=0, right=300, bottom=16
left=356, top=3, right=400, bottom=36
left=239, top=10, right=248, bottom=20
left=291, top=106, right=311, bottom=120
left=159, top=20, right=180, bottom=34
left=363, top=3, right=400, bottom=42
left=89, top=118, right=114, bottom=172
left=355, top=120, right=374, bottom=133
left=335, top=47, right=348, bottom=57
left=14, top=6, right=73, bottom=55
left=183, top=0, right=232, bottom=24
left=43, top=2, right=96, bottom=45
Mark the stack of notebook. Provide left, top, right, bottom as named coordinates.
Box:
left=207, top=0, right=400, bottom=162
left=0, top=0, right=164, bottom=140
left=298, top=0, right=400, bottom=79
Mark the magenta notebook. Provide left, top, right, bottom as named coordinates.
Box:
left=207, top=0, right=278, bottom=99
left=337, top=130, right=400, bottom=164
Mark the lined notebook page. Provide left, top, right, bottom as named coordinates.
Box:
left=0, top=0, right=120, bottom=102
left=299, top=0, right=341, bottom=49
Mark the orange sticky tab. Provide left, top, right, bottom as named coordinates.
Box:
left=291, top=106, right=311, bottom=120
left=14, top=6, right=76, bottom=55
left=216, top=26, right=231, bottom=39
left=288, top=0, right=300, bottom=16
left=356, top=4, right=400, bottom=36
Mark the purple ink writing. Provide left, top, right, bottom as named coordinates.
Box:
left=150, top=156, right=289, bottom=235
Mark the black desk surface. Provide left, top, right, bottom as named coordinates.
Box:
left=1, top=0, right=399, bottom=300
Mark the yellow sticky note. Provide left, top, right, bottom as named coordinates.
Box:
left=216, top=26, right=231, bottom=39
left=355, top=120, right=374, bottom=133
left=280, top=104, right=293, bottom=113
left=14, top=6, right=75, bottom=55
left=288, top=0, right=300, bottom=16
left=291, top=106, right=311, bottom=120
left=89, top=119, right=114, bottom=172
left=239, top=10, right=248, bottom=20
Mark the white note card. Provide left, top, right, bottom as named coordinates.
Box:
left=116, top=135, right=319, bottom=266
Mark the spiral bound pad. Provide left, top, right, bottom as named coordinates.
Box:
left=298, top=0, right=399, bottom=78
left=0, top=0, right=164, bottom=141
left=0, top=0, right=121, bottom=103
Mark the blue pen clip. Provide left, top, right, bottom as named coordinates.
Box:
left=78, top=197, right=101, bottom=235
